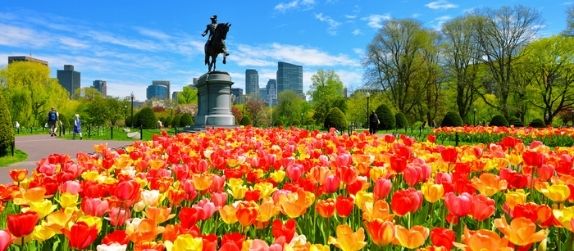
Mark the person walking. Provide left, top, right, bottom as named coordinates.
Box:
left=47, top=107, right=59, bottom=137
left=73, top=114, right=82, bottom=140
left=369, top=111, right=380, bottom=134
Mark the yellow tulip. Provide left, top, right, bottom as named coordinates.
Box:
left=59, top=192, right=79, bottom=208
left=78, top=215, right=103, bottom=232
left=354, top=191, right=374, bottom=211
left=369, top=167, right=387, bottom=181
left=81, top=171, right=99, bottom=181
left=219, top=205, right=238, bottom=224
left=192, top=173, right=213, bottom=191
left=310, top=244, right=330, bottom=251
left=270, top=170, right=286, bottom=183
left=26, top=199, right=57, bottom=219
left=539, top=183, right=570, bottom=203
left=227, top=178, right=247, bottom=200
left=172, top=234, right=203, bottom=251
left=553, top=206, right=574, bottom=231
left=505, top=189, right=528, bottom=211
left=421, top=182, right=444, bottom=203
left=45, top=209, right=74, bottom=233
left=328, top=224, right=366, bottom=251
left=31, top=223, right=57, bottom=242
left=254, top=182, right=276, bottom=199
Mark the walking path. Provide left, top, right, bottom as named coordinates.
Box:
left=0, top=135, right=132, bottom=184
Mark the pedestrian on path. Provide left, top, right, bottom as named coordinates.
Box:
left=369, top=111, right=380, bottom=134
left=48, top=107, right=59, bottom=137
left=73, top=114, right=82, bottom=140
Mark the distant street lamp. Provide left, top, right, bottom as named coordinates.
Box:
left=473, top=108, right=477, bottom=126
left=131, top=93, right=134, bottom=128
left=366, top=91, right=371, bottom=128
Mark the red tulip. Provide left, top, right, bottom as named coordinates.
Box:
left=115, top=180, right=140, bottom=206
left=427, top=134, right=437, bottom=143
left=245, top=190, right=261, bottom=202
left=523, top=151, right=545, bottom=168
left=9, top=169, right=27, bottom=183
left=179, top=207, right=202, bottom=229
left=286, top=163, right=303, bottom=182
left=364, top=219, right=395, bottom=246
left=470, top=194, right=495, bottom=221
left=272, top=219, right=296, bottom=243
left=403, top=165, right=421, bottom=187
left=221, top=233, right=245, bottom=251
left=336, top=196, right=354, bottom=217
left=373, top=178, right=392, bottom=200
left=7, top=212, right=38, bottom=237
left=323, top=174, right=340, bottom=194
left=500, top=136, right=520, bottom=149
left=384, top=134, right=395, bottom=143
left=0, top=230, right=11, bottom=251
left=390, top=155, right=407, bottom=173
left=430, top=227, right=455, bottom=250
left=444, top=192, right=472, bottom=217
left=102, top=230, right=129, bottom=245
left=391, top=188, right=423, bottom=216
left=440, top=148, right=457, bottom=163
left=63, top=222, right=98, bottom=250
left=202, top=233, right=218, bottom=251
left=500, top=168, right=529, bottom=189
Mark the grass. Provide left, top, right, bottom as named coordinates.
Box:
left=0, top=149, right=28, bottom=167
left=59, top=127, right=179, bottom=141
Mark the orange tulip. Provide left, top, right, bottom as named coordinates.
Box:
left=494, top=217, right=548, bottom=246
left=219, top=205, right=238, bottom=225
left=279, top=189, right=309, bottom=218
left=145, top=206, right=174, bottom=225
left=315, top=198, right=336, bottom=218
left=126, top=218, right=164, bottom=243
left=456, top=228, right=512, bottom=251
left=236, top=202, right=258, bottom=227
left=9, top=169, right=28, bottom=183
left=471, top=173, right=508, bottom=197
left=394, top=225, right=429, bottom=249
left=362, top=200, right=393, bottom=222
left=328, top=224, right=366, bottom=251
left=192, top=173, right=213, bottom=191
left=256, top=198, right=279, bottom=223
left=364, top=219, right=394, bottom=246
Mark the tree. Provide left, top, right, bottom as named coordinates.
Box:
left=309, top=70, right=346, bottom=125
left=324, top=107, right=347, bottom=131
left=365, top=19, right=435, bottom=114
left=442, top=16, right=481, bottom=120
left=273, top=90, right=306, bottom=126
left=135, top=107, right=157, bottom=129
left=375, top=104, right=395, bottom=130
left=520, top=36, right=574, bottom=125
left=180, top=113, right=194, bottom=127
left=474, top=6, right=542, bottom=119
left=441, top=111, right=464, bottom=127
left=177, top=86, right=198, bottom=105
left=564, top=6, right=574, bottom=36
left=245, top=98, right=268, bottom=127
left=0, top=90, right=14, bottom=156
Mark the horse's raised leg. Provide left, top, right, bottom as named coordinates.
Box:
left=212, top=56, right=217, bottom=71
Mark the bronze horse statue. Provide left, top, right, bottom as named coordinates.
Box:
left=204, top=23, right=231, bottom=72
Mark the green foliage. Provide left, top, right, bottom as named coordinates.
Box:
left=171, top=114, right=181, bottom=128
left=529, top=118, right=546, bottom=128
left=375, top=104, right=395, bottom=130
left=134, top=107, right=157, bottom=129
left=177, top=86, right=198, bottom=105
left=323, top=107, right=347, bottom=131
left=309, top=70, right=346, bottom=125
left=508, top=117, right=523, bottom=127
left=489, top=115, right=509, bottom=126
left=159, top=116, right=172, bottom=128
left=273, top=90, right=307, bottom=126
left=0, top=91, right=14, bottom=156
left=240, top=116, right=252, bottom=126
left=180, top=113, right=194, bottom=127
left=441, top=111, right=463, bottom=127
left=395, top=112, right=409, bottom=129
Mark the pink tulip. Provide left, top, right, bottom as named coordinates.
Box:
left=373, top=178, right=392, bottom=200
left=107, top=207, right=131, bottom=227
left=286, top=164, right=303, bottom=182
left=444, top=192, right=472, bottom=217
left=59, top=180, right=82, bottom=195
left=209, top=174, right=225, bottom=193
left=82, top=198, right=110, bottom=217
left=323, top=174, right=340, bottom=194
left=194, top=199, right=216, bottom=220
left=0, top=230, right=11, bottom=251
left=210, top=192, right=228, bottom=208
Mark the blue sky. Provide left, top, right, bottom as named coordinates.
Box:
left=0, top=0, right=570, bottom=101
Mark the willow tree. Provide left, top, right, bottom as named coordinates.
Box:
left=474, top=5, right=542, bottom=119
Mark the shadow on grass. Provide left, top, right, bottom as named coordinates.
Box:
left=0, top=149, right=28, bottom=167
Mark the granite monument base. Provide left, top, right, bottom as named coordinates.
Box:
left=194, top=71, right=236, bottom=130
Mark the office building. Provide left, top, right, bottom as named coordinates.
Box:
left=93, top=80, right=107, bottom=96
left=277, top=61, right=303, bottom=97
left=231, top=88, right=245, bottom=104
left=245, top=69, right=259, bottom=97
left=266, top=79, right=277, bottom=105
left=172, top=91, right=181, bottom=103
left=259, top=88, right=268, bottom=104
left=8, top=56, right=48, bottom=66
left=146, top=80, right=171, bottom=100
left=57, top=65, right=81, bottom=97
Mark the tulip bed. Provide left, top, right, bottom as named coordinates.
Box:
left=1, top=127, right=574, bottom=250
left=433, top=126, right=574, bottom=147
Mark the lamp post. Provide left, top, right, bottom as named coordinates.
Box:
left=473, top=108, right=477, bottom=126
left=130, top=93, right=134, bottom=128
left=366, top=91, right=371, bottom=128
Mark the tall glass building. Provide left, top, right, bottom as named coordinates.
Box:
left=276, top=62, right=303, bottom=97
left=146, top=80, right=170, bottom=100
left=93, top=80, right=107, bottom=96
left=57, top=65, right=81, bottom=97
left=266, top=79, right=277, bottom=105
left=245, top=69, right=259, bottom=97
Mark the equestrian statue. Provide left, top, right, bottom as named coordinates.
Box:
left=202, top=15, right=231, bottom=72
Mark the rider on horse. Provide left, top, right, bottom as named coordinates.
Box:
left=202, top=15, right=229, bottom=56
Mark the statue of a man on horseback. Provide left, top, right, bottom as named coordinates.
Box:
left=202, top=15, right=231, bottom=72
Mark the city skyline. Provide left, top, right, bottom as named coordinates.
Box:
left=0, top=1, right=571, bottom=101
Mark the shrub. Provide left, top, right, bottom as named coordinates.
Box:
left=489, top=115, right=509, bottom=127
left=134, top=107, right=157, bottom=129
left=180, top=113, right=194, bottom=127
left=395, top=112, right=408, bottom=129
left=0, top=93, right=14, bottom=156
left=172, top=114, right=181, bottom=128
left=508, top=117, right=523, bottom=127
left=529, top=118, right=546, bottom=128
left=323, top=107, right=347, bottom=131
left=375, top=104, right=395, bottom=130
left=240, top=116, right=252, bottom=126
left=441, top=111, right=463, bottom=127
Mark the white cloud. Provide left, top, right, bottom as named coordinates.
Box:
left=58, top=37, right=89, bottom=49
left=429, top=15, right=452, bottom=30
left=274, top=0, right=315, bottom=12
left=364, top=14, right=391, bottom=29
left=425, top=0, right=458, bottom=10
left=0, top=24, right=50, bottom=48
left=352, top=29, right=362, bottom=36
left=315, top=13, right=341, bottom=35
left=135, top=27, right=172, bottom=41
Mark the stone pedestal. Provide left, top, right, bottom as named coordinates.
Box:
left=194, top=71, right=235, bottom=129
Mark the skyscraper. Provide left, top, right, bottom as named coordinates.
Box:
left=57, top=65, right=81, bottom=97
left=93, top=80, right=107, bottom=96
left=266, top=79, right=277, bottom=105
left=146, top=80, right=170, bottom=100
left=276, top=62, right=303, bottom=97
left=8, top=56, right=48, bottom=66
left=245, top=69, right=259, bottom=97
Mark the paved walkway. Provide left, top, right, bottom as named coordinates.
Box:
left=0, top=135, right=132, bottom=184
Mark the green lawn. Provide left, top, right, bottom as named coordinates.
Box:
left=0, top=149, right=28, bottom=167
left=59, top=127, right=179, bottom=141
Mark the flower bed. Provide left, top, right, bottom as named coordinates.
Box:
left=433, top=126, right=574, bottom=147
left=0, top=127, right=573, bottom=250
